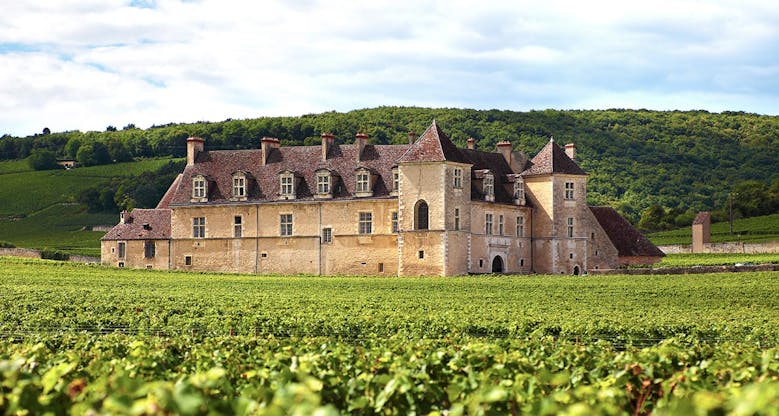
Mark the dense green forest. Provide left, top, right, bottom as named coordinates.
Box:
left=2, top=107, right=777, bottom=227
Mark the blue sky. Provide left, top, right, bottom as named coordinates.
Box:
left=1, top=0, right=777, bottom=136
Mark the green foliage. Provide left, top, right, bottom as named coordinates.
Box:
left=0, top=241, right=14, bottom=248
left=39, top=248, right=70, bottom=261
left=0, top=259, right=778, bottom=414
left=732, top=180, right=779, bottom=218
left=76, top=141, right=111, bottom=167
left=26, top=149, right=59, bottom=170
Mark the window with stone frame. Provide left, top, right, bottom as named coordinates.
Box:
left=233, top=216, right=242, bottom=238
left=280, top=173, right=294, bottom=198
left=359, top=212, right=372, bottom=234
left=391, top=211, right=398, bottom=233
left=316, top=172, right=331, bottom=195
left=516, top=216, right=525, bottom=237
left=144, top=241, right=155, bottom=258
left=514, top=180, right=525, bottom=203
left=356, top=171, right=370, bottom=194
left=454, top=207, right=460, bottom=231
left=565, top=182, right=575, bottom=200
left=117, top=241, right=126, bottom=259
left=498, top=215, right=504, bottom=235
left=322, top=227, right=332, bottom=243
left=232, top=174, right=246, bottom=199
left=485, top=213, right=493, bottom=235
left=192, top=217, right=205, bottom=238
left=392, top=168, right=399, bottom=195
left=453, top=168, right=463, bottom=189
left=280, top=214, right=293, bottom=236
left=567, top=217, right=574, bottom=238
left=192, top=175, right=207, bottom=199
left=484, top=174, right=494, bottom=201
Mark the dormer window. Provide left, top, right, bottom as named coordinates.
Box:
left=514, top=180, right=525, bottom=205
left=315, top=170, right=333, bottom=199
left=232, top=172, right=247, bottom=200
left=279, top=171, right=296, bottom=200
left=391, top=167, right=399, bottom=196
left=192, top=175, right=207, bottom=202
left=354, top=168, right=374, bottom=197
left=484, top=173, right=494, bottom=202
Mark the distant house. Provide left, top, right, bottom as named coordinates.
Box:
left=56, top=159, right=77, bottom=169
left=102, top=121, right=663, bottom=275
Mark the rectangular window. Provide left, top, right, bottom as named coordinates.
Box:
left=280, top=214, right=293, bottom=236
left=378, top=263, right=384, bottom=272
left=359, top=212, right=372, bottom=234
left=280, top=175, right=294, bottom=196
left=356, top=172, right=370, bottom=193
left=233, top=176, right=245, bottom=197
left=516, top=216, right=524, bottom=237
left=453, top=168, right=462, bottom=189
left=567, top=217, right=574, bottom=238
left=144, top=241, right=155, bottom=258
left=185, top=255, right=192, bottom=266
left=193, top=177, right=206, bottom=198
left=498, top=215, right=504, bottom=235
left=391, top=212, right=399, bottom=233
left=192, top=217, right=205, bottom=238
left=454, top=208, right=460, bottom=231
left=322, top=227, right=332, bottom=243
left=565, top=182, right=575, bottom=200
left=393, top=170, right=399, bottom=192
left=484, top=175, right=494, bottom=197
left=317, top=174, right=330, bottom=194
left=234, top=216, right=242, bottom=238
left=514, top=181, right=524, bottom=201
left=485, top=213, right=493, bottom=235
left=117, top=242, right=126, bottom=259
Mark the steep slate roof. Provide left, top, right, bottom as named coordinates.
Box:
left=169, top=143, right=411, bottom=205
left=460, top=148, right=517, bottom=204
left=156, top=174, right=182, bottom=209
left=522, top=139, right=586, bottom=176
left=102, top=209, right=171, bottom=241
left=397, top=121, right=470, bottom=164
left=589, top=206, right=665, bottom=258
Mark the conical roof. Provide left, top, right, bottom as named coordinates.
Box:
left=522, top=138, right=586, bottom=176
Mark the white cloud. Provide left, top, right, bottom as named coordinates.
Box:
left=1, top=0, right=777, bottom=136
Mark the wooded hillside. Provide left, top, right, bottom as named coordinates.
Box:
left=2, top=107, right=777, bottom=225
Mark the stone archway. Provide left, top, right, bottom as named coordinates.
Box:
left=573, top=265, right=581, bottom=276
left=491, top=255, right=504, bottom=273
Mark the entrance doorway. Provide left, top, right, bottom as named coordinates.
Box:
left=573, top=265, right=580, bottom=276
left=491, top=256, right=504, bottom=273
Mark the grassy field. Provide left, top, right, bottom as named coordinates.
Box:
left=648, top=213, right=779, bottom=245
left=1, top=258, right=778, bottom=414
left=0, top=158, right=176, bottom=256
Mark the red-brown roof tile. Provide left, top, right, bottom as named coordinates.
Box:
left=398, top=121, right=470, bottom=164
left=589, top=206, right=665, bottom=258
left=101, top=209, right=171, bottom=241
left=522, top=139, right=586, bottom=176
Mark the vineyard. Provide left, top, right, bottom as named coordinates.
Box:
left=1, top=257, right=779, bottom=414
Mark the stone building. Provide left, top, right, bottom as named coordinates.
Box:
left=101, top=121, right=663, bottom=275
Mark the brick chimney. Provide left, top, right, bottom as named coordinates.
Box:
left=565, top=143, right=576, bottom=160
left=496, top=141, right=512, bottom=165
left=261, top=137, right=280, bottom=166
left=408, top=131, right=417, bottom=144
left=356, top=132, right=368, bottom=161
left=321, top=133, right=335, bottom=161
left=467, top=137, right=476, bottom=150
left=186, top=137, right=204, bottom=166
left=120, top=210, right=127, bottom=224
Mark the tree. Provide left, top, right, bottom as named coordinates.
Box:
left=76, top=142, right=111, bottom=167
left=64, top=137, right=82, bottom=159
left=42, top=127, right=50, bottom=135
left=106, top=125, right=117, bottom=132
left=27, top=149, right=59, bottom=170
left=731, top=180, right=774, bottom=218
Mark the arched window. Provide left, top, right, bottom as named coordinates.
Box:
left=414, top=200, right=429, bottom=230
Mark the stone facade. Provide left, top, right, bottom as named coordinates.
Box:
left=102, top=121, right=662, bottom=275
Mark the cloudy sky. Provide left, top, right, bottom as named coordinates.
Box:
left=1, top=0, right=777, bottom=137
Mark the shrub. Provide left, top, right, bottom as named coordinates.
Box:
left=40, top=248, right=70, bottom=261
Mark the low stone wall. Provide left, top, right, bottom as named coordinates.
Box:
left=0, top=248, right=41, bottom=259
left=659, top=241, right=779, bottom=254
left=590, top=263, right=779, bottom=275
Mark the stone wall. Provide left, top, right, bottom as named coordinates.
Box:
left=659, top=241, right=779, bottom=254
